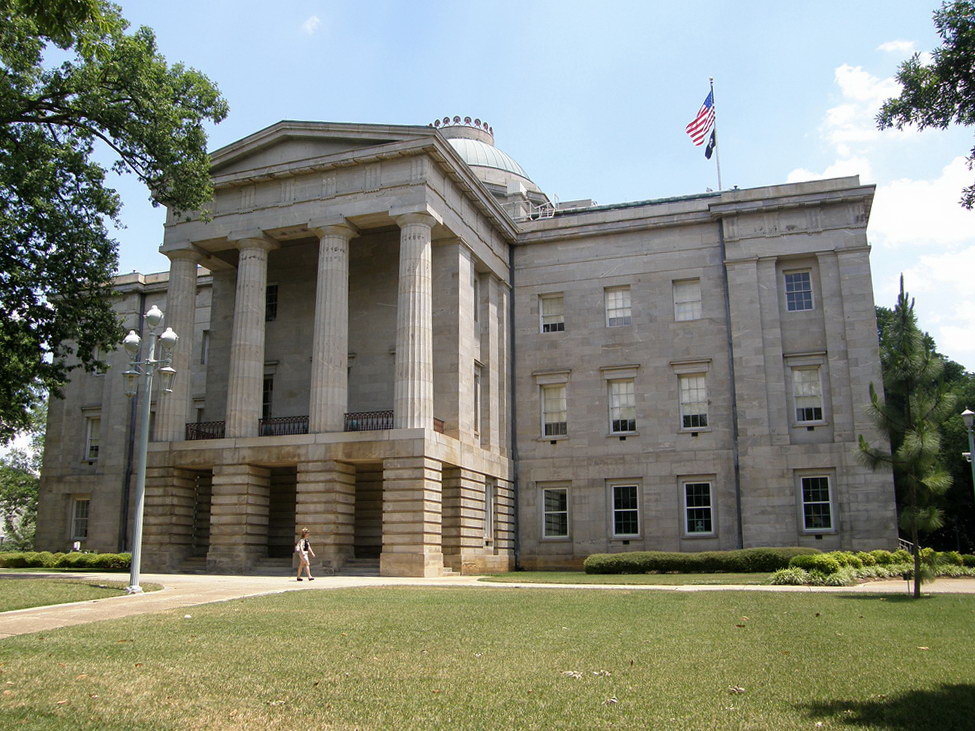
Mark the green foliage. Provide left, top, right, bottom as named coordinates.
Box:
left=768, top=567, right=811, bottom=585
left=860, top=279, right=956, bottom=596
left=878, top=1, right=975, bottom=208
left=869, top=549, right=896, bottom=565
left=0, top=0, right=227, bottom=440
left=0, top=550, right=130, bottom=570
left=855, top=551, right=878, bottom=566
left=962, top=554, right=975, bottom=567
left=583, top=547, right=819, bottom=574
left=789, top=554, right=842, bottom=575
left=830, top=551, right=864, bottom=569
left=0, top=450, right=38, bottom=550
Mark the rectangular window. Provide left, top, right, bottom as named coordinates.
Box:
left=541, top=383, right=567, bottom=437
left=679, top=374, right=708, bottom=429
left=484, top=478, right=495, bottom=544
left=684, top=481, right=713, bottom=534
left=793, top=367, right=824, bottom=423
left=784, top=271, right=813, bottom=312
left=605, top=286, right=632, bottom=327
left=200, top=330, right=210, bottom=365
left=474, top=365, right=482, bottom=436
left=542, top=487, right=568, bottom=538
left=84, top=416, right=100, bottom=461
left=801, top=475, right=833, bottom=531
left=612, top=484, right=639, bottom=536
left=71, top=498, right=90, bottom=540
left=673, top=279, right=703, bottom=321
left=262, top=377, right=273, bottom=420
left=265, top=284, right=278, bottom=322
left=539, top=294, right=565, bottom=333
left=608, top=378, right=636, bottom=433
left=473, top=273, right=480, bottom=323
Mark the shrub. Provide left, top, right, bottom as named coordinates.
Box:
left=34, top=551, right=56, bottom=568
left=768, top=567, right=810, bottom=585
left=938, top=551, right=964, bottom=566
left=583, top=547, right=820, bottom=574
left=962, top=554, right=975, bottom=568
left=854, top=551, right=877, bottom=566
left=0, top=551, right=132, bottom=571
left=789, top=554, right=842, bottom=575
left=892, top=549, right=912, bottom=563
left=830, top=551, right=864, bottom=569
left=869, top=550, right=895, bottom=565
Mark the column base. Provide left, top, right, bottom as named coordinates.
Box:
left=380, top=551, right=445, bottom=577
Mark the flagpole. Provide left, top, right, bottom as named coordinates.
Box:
left=710, top=77, right=723, bottom=191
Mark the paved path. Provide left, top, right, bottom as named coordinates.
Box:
left=2, top=572, right=974, bottom=640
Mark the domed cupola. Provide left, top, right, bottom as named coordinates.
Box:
left=430, top=116, right=543, bottom=198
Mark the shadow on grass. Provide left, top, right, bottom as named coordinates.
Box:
left=802, top=684, right=975, bottom=727
left=834, top=593, right=936, bottom=603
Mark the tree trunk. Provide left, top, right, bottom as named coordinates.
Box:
left=912, top=527, right=921, bottom=598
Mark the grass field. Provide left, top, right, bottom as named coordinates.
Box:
left=1, top=587, right=974, bottom=729
left=479, top=571, right=773, bottom=585
left=0, top=579, right=127, bottom=613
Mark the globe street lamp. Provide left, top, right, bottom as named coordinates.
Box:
left=963, top=409, right=975, bottom=510
left=122, top=305, right=178, bottom=594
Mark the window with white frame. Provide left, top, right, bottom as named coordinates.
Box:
left=673, top=279, right=702, bottom=321
left=611, top=483, right=639, bottom=536
left=84, top=416, right=100, bottom=461
left=604, top=286, right=631, bottom=327
left=542, top=486, right=569, bottom=538
left=608, top=378, right=636, bottom=433
left=800, top=475, right=833, bottom=531
left=784, top=271, right=813, bottom=312
left=793, top=367, right=824, bottom=423
left=71, top=497, right=90, bottom=540
left=684, top=481, right=714, bottom=535
left=539, top=293, right=565, bottom=333
left=679, top=374, right=708, bottom=429
left=541, top=383, right=567, bottom=437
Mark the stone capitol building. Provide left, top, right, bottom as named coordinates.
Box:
left=36, top=116, right=898, bottom=576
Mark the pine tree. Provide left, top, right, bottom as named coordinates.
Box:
left=859, top=278, right=955, bottom=597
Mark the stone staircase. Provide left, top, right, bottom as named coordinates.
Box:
left=248, top=557, right=294, bottom=576
left=176, top=555, right=456, bottom=578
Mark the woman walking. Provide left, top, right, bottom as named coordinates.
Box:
left=295, top=527, right=315, bottom=581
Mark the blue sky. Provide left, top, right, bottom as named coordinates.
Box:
left=106, top=0, right=975, bottom=370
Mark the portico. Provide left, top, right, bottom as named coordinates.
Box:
left=142, top=122, right=515, bottom=577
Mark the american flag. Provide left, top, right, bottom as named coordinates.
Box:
left=685, top=90, right=715, bottom=146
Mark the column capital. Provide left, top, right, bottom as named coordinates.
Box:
left=227, top=230, right=279, bottom=252
left=164, top=248, right=205, bottom=264
left=308, top=217, right=358, bottom=239
left=390, top=203, right=442, bottom=229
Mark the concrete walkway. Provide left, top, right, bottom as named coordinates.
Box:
left=2, top=571, right=974, bottom=640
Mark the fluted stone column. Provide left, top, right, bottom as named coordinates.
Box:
left=393, top=212, right=438, bottom=429
left=308, top=220, right=356, bottom=432
left=225, top=236, right=278, bottom=438
left=154, top=249, right=203, bottom=442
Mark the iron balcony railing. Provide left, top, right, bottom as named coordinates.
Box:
left=185, top=421, right=226, bottom=440
left=186, top=413, right=444, bottom=440
left=259, top=415, right=309, bottom=437
left=344, top=410, right=445, bottom=433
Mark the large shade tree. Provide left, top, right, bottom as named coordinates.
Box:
left=860, top=279, right=955, bottom=597
left=0, top=0, right=227, bottom=441
left=878, top=0, right=975, bottom=208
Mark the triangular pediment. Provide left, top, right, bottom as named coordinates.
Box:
left=210, top=120, right=434, bottom=178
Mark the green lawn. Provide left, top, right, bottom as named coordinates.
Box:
left=479, top=571, right=772, bottom=585
left=1, top=587, right=974, bottom=729
left=0, top=579, right=128, bottom=613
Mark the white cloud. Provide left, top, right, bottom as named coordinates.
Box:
left=786, top=157, right=873, bottom=185
left=821, top=65, right=904, bottom=151
left=870, top=157, right=975, bottom=249
left=301, top=15, right=321, bottom=35
left=877, top=40, right=916, bottom=54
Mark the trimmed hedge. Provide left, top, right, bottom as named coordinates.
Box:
left=0, top=551, right=131, bottom=571
left=788, top=554, right=842, bottom=575
left=583, top=547, right=820, bottom=574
